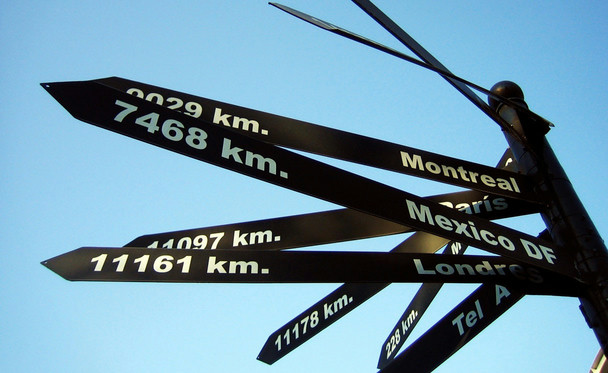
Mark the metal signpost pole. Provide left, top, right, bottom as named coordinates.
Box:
left=489, top=81, right=608, bottom=354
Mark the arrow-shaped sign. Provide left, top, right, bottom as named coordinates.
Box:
left=97, top=76, right=538, bottom=202
left=379, top=284, right=524, bottom=373
left=41, top=80, right=575, bottom=277
left=42, top=247, right=580, bottom=295
left=125, top=208, right=408, bottom=251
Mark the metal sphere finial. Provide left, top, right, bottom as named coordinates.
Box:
left=488, top=81, right=525, bottom=110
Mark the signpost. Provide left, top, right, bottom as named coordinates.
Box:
left=42, top=80, right=575, bottom=276
left=40, top=1, right=607, bottom=371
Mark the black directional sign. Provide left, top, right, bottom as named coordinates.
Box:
left=97, top=76, right=538, bottom=202
left=41, top=80, right=575, bottom=277
left=126, top=208, right=408, bottom=251
left=42, top=247, right=580, bottom=295
left=379, top=284, right=524, bottom=373
left=258, top=281, right=383, bottom=364
left=127, top=187, right=539, bottom=251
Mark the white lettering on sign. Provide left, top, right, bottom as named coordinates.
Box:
left=439, top=195, right=509, bottom=216
left=406, top=199, right=515, bottom=252
left=520, top=239, right=557, bottom=264
left=232, top=229, right=281, bottom=247
left=274, top=310, right=320, bottom=352
left=495, top=284, right=511, bottom=305
left=221, top=138, right=288, bottom=179
left=405, top=199, right=558, bottom=267
left=146, top=232, right=225, bottom=250
left=384, top=309, right=419, bottom=360
left=213, top=107, right=268, bottom=135
left=273, top=292, right=353, bottom=353
left=124, top=87, right=271, bottom=136
left=400, top=151, right=521, bottom=194
left=452, top=299, right=484, bottom=336
left=323, top=294, right=353, bottom=319
left=451, top=285, right=512, bottom=336
left=413, top=259, right=544, bottom=283
left=206, top=256, right=269, bottom=275
left=450, top=242, right=464, bottom=255
left=126, top=88, right=204, bottom=118
left=114, top=100, right=208, bottom=150
left=401, top=309, right=418, bottom=334
left=90, top=253, right=192, bottom=274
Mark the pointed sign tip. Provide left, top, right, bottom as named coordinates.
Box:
left=40, top=257, right=69, bottom=281
left=268, top=2, right=336, bottom=31
left=40, top=81, right=64, bottom=98
left=256, top=354, right=275, bottom=366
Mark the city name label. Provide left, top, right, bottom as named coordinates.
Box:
left=42, top=248, right=580, bottom=295
left=41, top=80, right=575, bottom=277
left=96, top=76, right=538, bottom=202
left=379, top=284, right=524, bottom=373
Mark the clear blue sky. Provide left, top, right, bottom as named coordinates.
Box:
left=2, top=1, right=607, bottom=372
